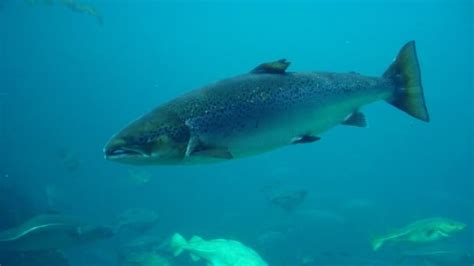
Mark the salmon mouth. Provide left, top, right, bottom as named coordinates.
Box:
left=104, top=146, right=149, bottom=160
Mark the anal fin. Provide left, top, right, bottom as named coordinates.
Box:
left=342, top=111, right=367, bottom=127
left=291, top=135, right=321, bottom=144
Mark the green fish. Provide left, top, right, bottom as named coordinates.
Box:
left=372, top=217, right=466, bottom=251
left=104, top=41, right=429, bottom=165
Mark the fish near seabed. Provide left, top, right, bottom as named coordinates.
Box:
left=104, top=41, right=429, bottom=165
left=170, top=233, right=268, bottom=266
left=0, top=214, right=114, bottom=251
left=371, top=217, right=466, bottom=251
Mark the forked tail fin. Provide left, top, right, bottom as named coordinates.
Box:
left=383, top=41, right=430, bottom=122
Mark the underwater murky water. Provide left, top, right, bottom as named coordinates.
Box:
left=0, top=0, right=472, bottom=265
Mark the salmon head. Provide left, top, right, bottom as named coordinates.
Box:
left=103, top=109, right=189, bottom=165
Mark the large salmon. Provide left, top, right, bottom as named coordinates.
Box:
left=104, top=41, right=429, bottom=165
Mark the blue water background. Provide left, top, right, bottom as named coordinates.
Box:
left=0, top=0, right=472, bottom=265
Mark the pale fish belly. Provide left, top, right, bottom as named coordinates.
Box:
left=218, top=91, right=390, bottom=158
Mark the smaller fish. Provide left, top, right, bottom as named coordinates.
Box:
left=372, top=217, right=466, bottom=251
left=268, top=189, right=308, bottom=212
left=115, top=208, right=159, bottom=233
left=170, top=233, right=268, bottom=266
left=262, top=183, right=308, bottom=212
left=399, top=248, right=473, bottom=266
left=0, top=214, right=114, bottom=251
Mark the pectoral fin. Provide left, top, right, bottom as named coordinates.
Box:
left=342, top=111, right=367, bottom=127
left=291, top=135, right=321, bottom=144
left=185, top=137, right=233, bottom=159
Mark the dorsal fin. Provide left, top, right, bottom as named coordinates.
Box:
left=251, top=59, right=290, bottom=74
